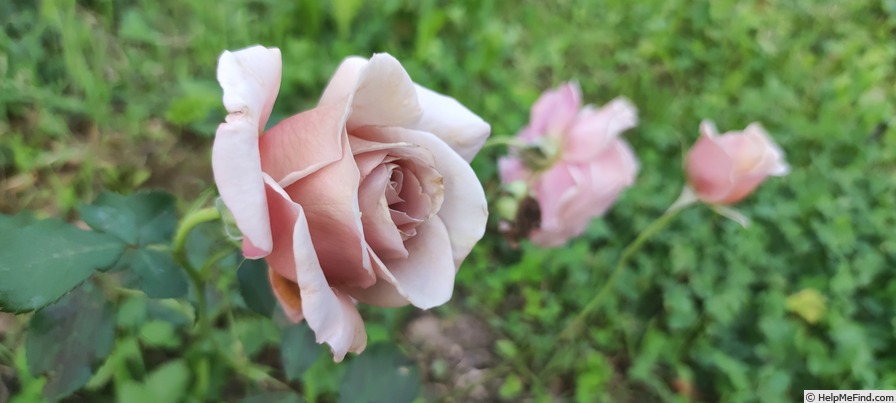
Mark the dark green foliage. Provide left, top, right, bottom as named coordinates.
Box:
left=339, top=343, right=420, bottom=403
left=1, top=0, right=893, bottom=401
left=129, top=248, right=188, bottom=299
left=241, top=391, right=305, bottom=403
left=79, top=191, right=178, bottom=246
left=79, top=191, right=189, bottom=298
left=280, top=325, right=322, bottom=382
left=25, top=281, right=116, bottom=401
left=238, top=259, right=277, bottom=317
left=0, top=216, right=125, bottom=312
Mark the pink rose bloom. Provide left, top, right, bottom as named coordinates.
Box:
left=212, top=46, right=490, bottom=361
left=498, top=82, right=639, bottom=247
left=686, top=120, right=789, bottom=205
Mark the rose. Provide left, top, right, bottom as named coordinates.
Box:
left=498, top=82, right=639, bottom=247
left=212, top=46, right=490, bottom=360
left=685, top=120, right=789, bottom=205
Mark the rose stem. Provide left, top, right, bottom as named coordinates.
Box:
left=541, top=192, right=697, bottom=375
left=171, top=206, right=221, bottom=343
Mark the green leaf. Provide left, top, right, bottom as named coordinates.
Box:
left=25, top=281, right=115, bottom=401
left=498, top=374, right=522, bottom=400
left=86, top=337, right=144, bottom=391
left=116, top=296, right=149, bottom=329
left=241, top=391, right=304, bottom=403
left=281, top=325, right=321, bottom=381
left=0, top=218, right=125, bottom=312
left=0, top=212, right=36, bottom=229
left=78, top=203, right=139, bottom=245
left=146, top=299, right=193, bottom=326
left=138, top=320, right=181, bottom=349
left=786, top=288, right=827, bottom=324
left=79, top=191, right=178, bottom=246
left=234, top=317, right=280, bottom=358
left=330, top=0, right=363, bottom=38
left=338, top=343, right=420, bottom=403
left=118, top=381, right=155, bottom=403
left=143, top=359, right=190, bottom=403
left=186, top=221, right=234, bottom=270
left=130, top=248, right=189, bottom=299
left=238, top=259, right=277, bottom=316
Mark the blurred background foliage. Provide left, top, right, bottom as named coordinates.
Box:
left=1, top=0, right=895, bottom=401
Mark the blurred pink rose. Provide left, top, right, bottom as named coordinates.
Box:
left=498, top=82, right=638, bottom=247
left=212, top=46, right=490, bottom=361
left=685, top=120, right=789, bottom=205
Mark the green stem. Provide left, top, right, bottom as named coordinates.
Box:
left=170, top=206, right=289, bottom=393
left=221, top=296, right=293, bottom=391
left=482, top=136, right=527, bottom=150
left=200, top=248, right=237, bottom=275
left=562, top=208, right=682, bottom=337
left=171, top=207, right=221, bottom=336
left=540, top=195, right=695, bottom=376
left=173, top=207, right=221, bottom=267
left=0, top=338, right=13, bottom=363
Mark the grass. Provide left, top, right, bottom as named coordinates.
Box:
left=2, top=0, right=895, bottom=401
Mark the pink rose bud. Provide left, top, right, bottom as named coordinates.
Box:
left=498, top=82, right=639, bottom=247
left=685, top=120, right=789, bottom=205
left=212, top=46, right=490, bottom=361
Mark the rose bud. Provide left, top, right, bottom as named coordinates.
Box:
left=685, top=120, right=789, bottom=205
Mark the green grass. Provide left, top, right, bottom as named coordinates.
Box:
left=2, top=0, right=895, bottom=401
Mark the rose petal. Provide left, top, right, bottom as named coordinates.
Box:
left=260, top=103, right=350, bottom=187
left=358, top=164, right=409, bottom=260
left=386, top=167, right=404, bottom=204
left=217, top=46, right=282, bottom=133
left=529, top=145, right=637, bottom=247
left=242, top=238, right=268, bottom=259
left=213, top=45, right=282, bottom=257
left=353, top=127, right=487, bottom=268
left=349, top=131, right=445, bottom=221
left=349, top=136, right=413, bottom=154
left=742, top=123, right=790, bottom=176
left=319, top=56, right=368, bottom=106
left=285, top=137, right=374, bottom=288
left=320, top=54, right=422, bottom=130
left=259, top=175, right=302, bottom=282
left=412, top=85, right=491, bottom=162
left=293, top=211, right=367, bottom=362
left=564, top=97, right=638, bottom=162
left=555, top=139, right=638, bottom=227
left=497, top=156, right=530, bottom=184
left=212, top=119, right=271, bottom=256
left=392, top=162, right=435, bottom=222
left=532, top=162, right=577, bottom=232
left=352, top=217, right=456, bottom=309
left=346, top=249, right=411, bottom=308
left=353, top=149, right=390, bottom=179
left=720, top=174, right=766, bottom=204
left=527, top=163, right=593, bottom=247
left=715, top=132, right=769, bottom=176
left=262, top=175, right=367, bottom=362
left=390, top=209, right=423, bottom=231
left=525, top=82, right=581, bottom=141
left=686, top=121, right=737, bottom=203
left=269, top=270, right=304, bottom=322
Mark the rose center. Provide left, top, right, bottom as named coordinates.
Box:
left=384, top=161, right=439, bottom=240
